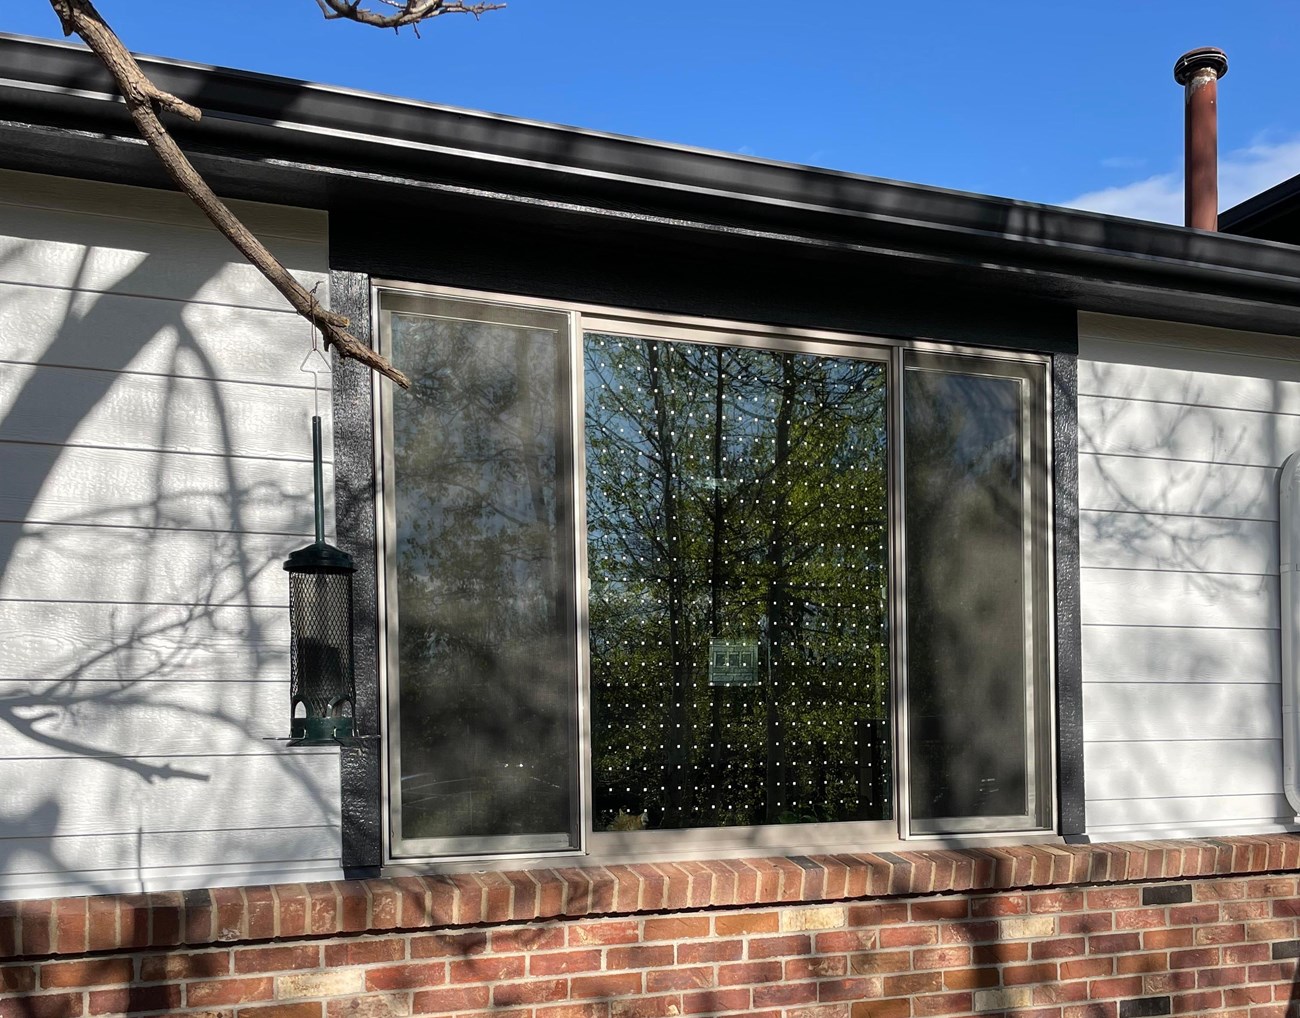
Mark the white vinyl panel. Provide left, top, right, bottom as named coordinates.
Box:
left=1080, top=312, right=1300, bottom=366
left=1085, top=739, right=1281, bottom=800
left=1079, top=394, right=1300, bottom=468
left=1081, top=625, right=1280, bottom=685
left=0, top=281, right=323, bottom=386
left=0, top=680, right=294, bottom=759
left=1081, top=567, right=1278, bottom=629
left=0, top=752, right=339, bottom=839
left=0, top=829, right=341, bottom=901
left=0, top=602, right=285, bottom=685
left=0, top=444, right=321, bottom=535
left=0, top=168, right=328, bottom=244
left=1079, top=343, right=1300, bottom=413
left=1080, top=510, right=1277, bottom=574
left=0, top=204, right=326, bottom=311
left=0, top=364, right=333, bottom=460
left=1083, top=682, right=1280, bottom=742
left=1086, top=793, right=1292, bottom=829
left=0, top=524, right=299, bottom=607
left=1078, top=453, right=1278, bottom=521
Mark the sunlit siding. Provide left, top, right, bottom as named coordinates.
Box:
left=1078, top=311, right=1296, bottom=840
left=0, top=169, right=341, bottom=900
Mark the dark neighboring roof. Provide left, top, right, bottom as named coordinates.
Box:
left=1221, top=173, right=1300, bottom=242
left=2, top=32, right=1300, bottom=338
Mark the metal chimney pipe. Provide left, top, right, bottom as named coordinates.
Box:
left=1174, top=47, right=1228, bottom=231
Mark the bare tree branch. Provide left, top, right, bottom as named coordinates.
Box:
left=48, top=0, right=412, bottom=388
left=314, top=0, right=505, bottom=30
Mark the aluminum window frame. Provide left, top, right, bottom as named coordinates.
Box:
left=373, top=280, right=1057, bottom=867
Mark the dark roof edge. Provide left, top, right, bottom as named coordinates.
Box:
left=1220, top=172, right=1300, bottom=235
left=4, top=32, right=1300, bottom=308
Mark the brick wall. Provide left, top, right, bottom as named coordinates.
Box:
left=4, top=836, right=1300, bottom=1018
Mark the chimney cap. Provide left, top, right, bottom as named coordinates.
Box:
left=1175, top=47, right=1228, bottom=85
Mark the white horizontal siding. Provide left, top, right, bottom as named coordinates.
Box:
left=1078, top=312, right=1298, bottom=841
left=0, top=169, right=342, bottom=901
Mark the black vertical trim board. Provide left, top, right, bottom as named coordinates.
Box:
left=1053, top=352, right=1085, bottom=837
left=330, top=270, right=383, bottom=874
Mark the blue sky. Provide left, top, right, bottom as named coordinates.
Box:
left=4, top=2, right=1300, bottom=222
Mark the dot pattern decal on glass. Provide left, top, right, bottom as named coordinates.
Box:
left=584, top=334, right=891, bottom=831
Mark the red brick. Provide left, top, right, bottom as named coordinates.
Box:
left=1005, top=963, right=1060, bottom=985
left=1195, top=922, right=1246, bottom=945
left=41, top=958, right=133, bottom=989
left=1194, top=880, right=1246, bottom=900
left=610, top=995, right=686, bottom=1018
left=718, top=960, right=783, bottom=984
left=1142, top=927, right=1193, bottom=949
left=603, top=945, right=673, bottom=970
left=323, top=939, right=405, bottom=966
left=1060, top=913, right=1113, bottom=935
left=1247, top=919, right=1296, bottom=941
left=1116, top=952, right=1168, bottom=974
left=1031, top=892, right=1086, bottom=913
left=748, top=934, right=811, bottom=958
left=677, top=939, right=743, bottom=963
left=364, top=963, right=447, bottom=991
left=644, top=916, right=710, bottom=940
left=569, top=972, right=642, bottom=998
left=1061, top=958, right=1113, bottom=980
left=326, top=995, right=410, bottom=1018
left=973, top=895, right=1027, bottom=916
left=411, top=985, right=491, bottom=1013
left=1033, top=937, right=1086, bottom=959
left=275, top=887, right=308, bottom=939
left=850, top=950, right=911, bottom=974
left=1225, top=944, right=1272, bottom=964
left=1225, top=986, right=1274, bottom=1006
left=847, top=902, right=909, bottom=926
left=0, top=992, right=84, bottom=1018
left=1172, top=990, right=1223, bottom=1013
left=450, top=953, right=526, bottom=982
left=715, top=911, right=778, bottom=935
left=1087, top=889, right=1141, bottom=909
left=881, top=924, right=938, bottom=947
left=1087, top=976, right=1142, bottom=999
left=1036, top=981, right=1089, bottom=1004
left=910, top=899, right=969, bottom=921
left=884, top=972, right=943, bottom=996
left=53, top=899, right=87, bottom=955
left=1168, top=903, right=1220, bottom=925
left=87, top=984, right=182, bottom=1015
left=816, top=978, right=879, bottom=1002
left=944, top=967, right=1000, bottom=989
left=186, top=976, right=274, bottom=1006
left=569, top=919, right=639, bottom=945
left=492, top=977, right=569, bottom=1005
left=1141, top=970, right=1197, bottom=995
left=1064, top=1005, right=1116, bottom=1018
left=138, top=950, right=229, bottom=982
left=1198, top=965, right=1247, bottom=988
left=973, top=942, right=1030, bottom=965
left=683, top=988, right=750, bottom=1014
left=21, top=900, right=54, bottom=956
left=914, top=947, right=970, bottom=969
left=785, top=955, right=847, bottom=980
left=534, top=1006, right=607, bottom=1018
left=409, top=931, right=487, bottom=958
left=1114, top=908, right=1165, bottom=930
left=530, top=949, right=602, bottom=975
left=234, top=945, right=320, bottom=974
left=914, top=991, right=973, bottom=1016
left=939, top=920, right=998, bottom=944
left=1224, top=900, right=1271, bottom=920
left=1170, top=947, right=1219, bottom=969
left=647, top=965, right=715, bottom=991
left=0, top=966, right=34, bottom=993
left=238, top=1005, right=323, bottom=1018
left=1089, top=933, right=1141, bottom=954
left=851, top=1001, right=911, bottom=1018
left=753, top=980, right=817, bottom=1006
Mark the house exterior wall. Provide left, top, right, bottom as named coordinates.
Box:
left=0, top=169, right=345, bottom=900
left=4, top=837, right=1300, bottom=1018
left=1078, top=312, right=1298, bottom=841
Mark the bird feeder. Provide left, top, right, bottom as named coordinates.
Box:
left=284, top=413, right=355, bottom=745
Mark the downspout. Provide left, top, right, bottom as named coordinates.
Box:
left=1173, top=47, right=1228, bottom=231
left=1279, top=452, right=1300, bottom=820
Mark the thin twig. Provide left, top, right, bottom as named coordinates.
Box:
left=49, top=0, right=411, bottom=387
left=314, top=0, right=505, bottom=28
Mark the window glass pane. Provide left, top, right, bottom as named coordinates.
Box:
left=903, top=360, right=1039, bottom=823
left=390, top=303, right=575, bottom=847
left=585, top=334, right=891, bottom=831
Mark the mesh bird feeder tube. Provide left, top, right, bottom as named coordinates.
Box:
left=283, top=414, right=356, bottom=745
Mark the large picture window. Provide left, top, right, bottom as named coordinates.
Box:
left=378, top=289, right=1052, bottom=861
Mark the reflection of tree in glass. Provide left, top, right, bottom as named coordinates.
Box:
left=903, top=368, right=1028, bottom=821
left=585, top=334, right=891, bottom=831
left=391, top=314, right=573, bottom=841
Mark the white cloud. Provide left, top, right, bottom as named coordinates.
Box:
left=1064, top=136, right=1300, bottom=224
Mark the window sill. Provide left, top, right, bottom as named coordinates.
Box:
left=4, top=834, right=1300, bottom=960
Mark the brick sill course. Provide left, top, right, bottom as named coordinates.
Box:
left=3, top=835, right=1297, bottom=961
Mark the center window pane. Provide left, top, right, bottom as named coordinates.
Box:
left=584, top=334, right=891, bottom=831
